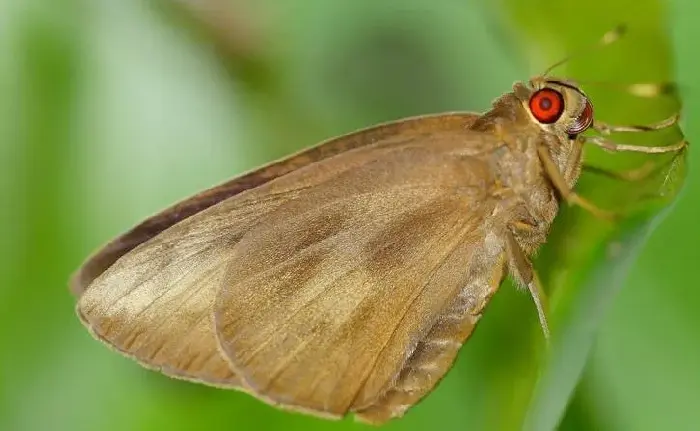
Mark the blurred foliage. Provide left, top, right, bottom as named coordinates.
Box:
left=1, top=0, right=698, bottom=430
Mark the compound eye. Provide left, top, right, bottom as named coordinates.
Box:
left=529, top=88, right=565, bottom=124
left=566, top=99, right=594, bottom=136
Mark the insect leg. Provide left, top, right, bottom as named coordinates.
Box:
left=583, top=111, right=686, bottom=180
left=537, top=146, right=617, bottom=221
left=582, top=162, right=657, bottom=181
left=583, top=135, right=687, bottom=154
left=584, top=84, right=684, bottom=154
left=504, top=230, right=550, bottom=340
left=592, top=112, right=679, bottom=135
left=562, top=138, right=584, bottom=183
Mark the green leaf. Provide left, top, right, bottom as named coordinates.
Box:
left=487, top=1, right=688, bottom=430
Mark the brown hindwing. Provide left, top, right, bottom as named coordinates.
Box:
left=354, top=246, right=507, bottom=423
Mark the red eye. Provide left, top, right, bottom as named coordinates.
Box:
left=529, top=88, right=564, bottom=124
left=566, top=99, right=594, bottom=136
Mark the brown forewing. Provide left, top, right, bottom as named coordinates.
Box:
left=76, top=116, right=506, bottom=422
left=70, top=113, right=480, bottom=296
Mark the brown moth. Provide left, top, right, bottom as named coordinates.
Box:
left=71, top=27, right=686, bottom=424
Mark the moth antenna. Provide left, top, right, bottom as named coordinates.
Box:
left=541, top=24, right=627, bottom=78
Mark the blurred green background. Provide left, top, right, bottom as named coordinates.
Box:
left=1, top=0, right=699, bottom=430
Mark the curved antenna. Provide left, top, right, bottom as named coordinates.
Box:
left=542, top=25, right=627, bottom=78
